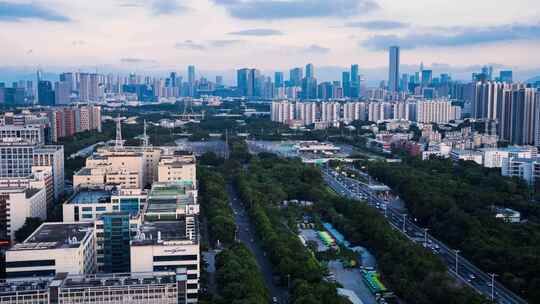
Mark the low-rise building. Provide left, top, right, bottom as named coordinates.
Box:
left=501, top=157, right=540, bottom=185
left=450, top=149, right=484, bottom=165
left=0, top=187, right=47, bottom=242
left=5, top=222, right=96, bottom=278
left=0, top=270, right=188, bottom=304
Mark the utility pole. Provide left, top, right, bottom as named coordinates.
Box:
left=402, top=214, right=406, bottom=232
left=490, top=273, right=497, bottom=301
left=454, top=249, right=461, bottom=276
left=423, top=228, right=429, bottom=247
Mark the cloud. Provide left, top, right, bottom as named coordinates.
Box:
left=0, top=2, right=70, bottom=22
left=120, top=57, right=156, bottom=63
left=175, top=40, right=205, bottom=50
left=345, top=20, right=409, bottom=30
left=209, top=40, right=242, bottom=47
left=119, top=0, right=188, bottom=15
left=303, top=44, right=330, bottom=54
left=228, top=28, right=283, bottom=36
left=211, top=0, right=378, bottom=20
left=150, top=0, right=187, bottom=15
left=361, top=23, right=540, bottom=50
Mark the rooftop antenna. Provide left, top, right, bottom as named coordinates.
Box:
left=142, top=119, right=149, bottom=147
left=115, top=114, right=123, bottom=150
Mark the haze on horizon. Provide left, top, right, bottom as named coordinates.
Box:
left=1, top=0, right=540, bottom=83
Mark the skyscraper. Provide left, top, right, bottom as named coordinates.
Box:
left=421, top=70, right=433, bottom=87
left=351, top=64, right=359, bottom=98
left=38, top=80, right=55, bottom=106
left=500, top=70, right=513, bottom=83
left=188, top=65, right=195, bottom=84
left=237, top=68, right=249, bottom=96
left=388, top=46, right=400, bottom=92
left=289, top=68, right=303, bottom=87
left=306, top=63, right=314, bottom=79
left=342, top=71, right=351, bottom=97
left=275, top=72, right=284, bottom=87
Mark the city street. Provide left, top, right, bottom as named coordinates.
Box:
left=321, top=166, right=527, bottom=304
left=226, top=183, right=289, bottom=304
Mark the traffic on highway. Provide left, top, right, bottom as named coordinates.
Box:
left=321, top=165, right=527, bottom=304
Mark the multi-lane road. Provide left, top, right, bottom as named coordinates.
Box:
left=321, top=166, right=527, bottom=304
left=226, top=184, right=288, bottom=304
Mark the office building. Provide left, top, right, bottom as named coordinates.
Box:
left=499, top=70, right=513, bottom=83
left=62, top=186, right=146, bottom=222
left=100, top=213, right=132, bottom=273
left=130, top=220, right=199, bottom=302
left=289, top=68, right=303, bottom=87
left=502, top=157, right=540, bottom=185
left=342, top=71, right=351, bottom=97
left=6, top=222, right=96, bottom=278
left=275, top=72, right=284, bottom=87
left=351, top=64, right=360, bottom=98
left=388, top=46, right=400, bottom=92
left=0, top=187, right=46, bottom=243
left=0, top=124, right=45, bottom=144
left=157, top=151, right=197, bottom=185
left=54, top=81, right=72, bottom=105
left=0, top=270, right=189, bottom=304
left=38, top=81, right=55, bottom=106
left=481, top=146, right=537, bottom=168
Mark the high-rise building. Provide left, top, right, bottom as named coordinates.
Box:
left=100, top=213, right=131, bottom=273
left=306, top=63, right=314, bottom=79
left=289, top=68, right=303, bottom=87
left=388, top=46, right=400, bottom=92
left=351, top=64, right=359, bottom=98
left=54, top=81, right=71, bottom=105
left=342, top=71, right=351, bottom=97
left=275, top=72, right=284, bottom=87
left=188, top=65, right=195, bottom=84
left=38, top=80, right=55, bottom=106
left=500, top=70, right=513, bottom=83
left=421, top=70, right=433, bottom=87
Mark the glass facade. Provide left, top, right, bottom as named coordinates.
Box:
left=102, top=214, right=131, bottom=273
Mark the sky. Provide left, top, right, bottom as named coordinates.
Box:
left=1, top=0, right=540, bottom=84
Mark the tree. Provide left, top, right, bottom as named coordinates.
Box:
left=15, top=217, right=43, bottom=242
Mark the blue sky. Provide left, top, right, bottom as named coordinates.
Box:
left=0, top=0, right=539, bottom=83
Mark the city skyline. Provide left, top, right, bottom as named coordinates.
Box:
left=0, top=0, right=540, bottom=83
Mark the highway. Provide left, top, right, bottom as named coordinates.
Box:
left=320, top=166, right=527, bottom=304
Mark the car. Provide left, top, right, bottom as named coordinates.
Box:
left=272, top=297, right=279, bottom=303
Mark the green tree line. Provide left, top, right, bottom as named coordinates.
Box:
left=365, top=157, right=540, bottom=302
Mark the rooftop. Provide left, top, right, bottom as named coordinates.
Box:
left=131, top=221, right=190, bottom=246
left=68, top=189, right=112, bottom=205
left=10, top=223, right=94, bottom=250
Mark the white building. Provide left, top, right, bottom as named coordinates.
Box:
left=62, top=187, right=146, bottom=222
left=0, top=187, right=46, bottom=242
left=501, top=157, right=540, bottom=185
left=157, top=152, right=197, bottom=186
left=450, top=149, right=484, bottom=165
left=130, top=220, right=200, bottom=303
left=481, top=146, right=537, bottom=168
left=5, top=222, right=96, bottom=278
left=416, top=99, right=461, bottom=124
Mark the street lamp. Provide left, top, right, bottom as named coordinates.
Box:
left=454, top=250, right=461, bottom=276
left=423, top=228, right=429, bottom=247
left=490, top=273, right=497, bottom=301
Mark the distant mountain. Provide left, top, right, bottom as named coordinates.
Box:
left=527, top=76, right=540, bottom=83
